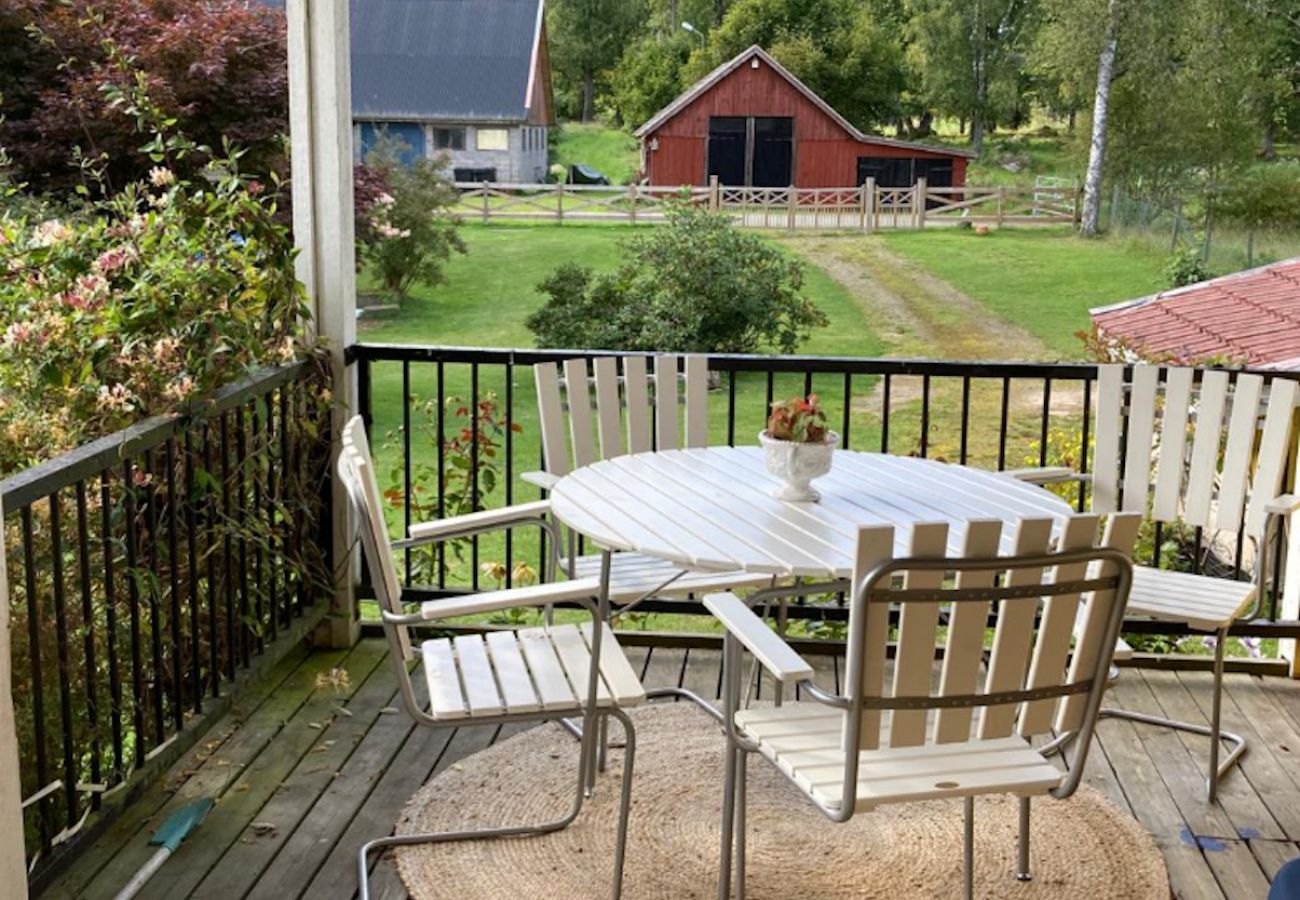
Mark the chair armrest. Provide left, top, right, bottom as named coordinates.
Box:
left=1265, top=493, right=1300, bottom=517
left=704, top=592, right=814, bottom=685
left=399, top=499, right=552, bottom=549
left=419, top=578, right=601, bottom=620
left=521, top=471, right=562, bottom=491
left=1002, top=466, right=1088, bottom=485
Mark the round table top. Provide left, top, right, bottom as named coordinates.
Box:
left=550, top=446, right=1073, bottom=579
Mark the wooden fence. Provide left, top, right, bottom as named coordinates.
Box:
left=451, top=177, right=1082, bottom=231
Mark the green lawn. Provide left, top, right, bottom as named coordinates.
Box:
left=880, top=228, right=1169, bottom=358
left=552, top=122, right=640, bottom=185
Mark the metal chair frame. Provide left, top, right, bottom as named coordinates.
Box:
left=715, top=539, right=1135, bottom=900
left=338, top=428, right=638, bottom=900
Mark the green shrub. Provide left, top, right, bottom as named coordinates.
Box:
left=527, top=202, right=827, bottom=353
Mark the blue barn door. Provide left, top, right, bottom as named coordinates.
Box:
left=359, top=122, right=426, bottom=165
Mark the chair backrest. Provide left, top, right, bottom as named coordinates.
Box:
left=840, top=513, right=1139, bottom=791
left=1092, top=364, right=1298, bottom=541
left=338, top=415, right=413, bottom=662
left=534, top=354, right=710, bottom=477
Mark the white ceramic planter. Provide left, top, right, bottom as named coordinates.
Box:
left=758, top=430, right=840, bottom=502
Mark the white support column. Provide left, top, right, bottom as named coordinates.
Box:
left=0, top=499, right=29, bottom=898
left=288, top=0, right=361, bottom=648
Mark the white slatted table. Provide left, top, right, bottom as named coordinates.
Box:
left=550, top=446, right=1074, bottom=579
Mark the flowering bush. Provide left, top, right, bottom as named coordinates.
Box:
left=0, top=78, right=307, bottom=476
left=766, top=394, right=829, bottom=443
left=358, top=138, right=466, bottom=300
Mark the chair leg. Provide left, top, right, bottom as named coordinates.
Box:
left=361, top=717, right=595, bottom=900
left=609, top=708, right=637, bottom=900
left=717, top=744, right=739, bottom=900
left=963, top=796, right=975, bottom=900
left=1016, top=796, right=1032, bottom=882
left=735, top=749, right=748, bottom=900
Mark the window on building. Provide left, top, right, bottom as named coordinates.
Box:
left=432, top=127, right=466, bottom=150
left=454, top=167, right=498, bottom=183
left=359, top=122, right=425, bottom=165
left=476, top=128, right=509, bottom=151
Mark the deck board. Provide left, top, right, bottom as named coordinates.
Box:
left=39, top=637, right=1300, bottom=900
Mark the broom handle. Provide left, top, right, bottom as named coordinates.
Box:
left=110, top=846, right=172, bottom=900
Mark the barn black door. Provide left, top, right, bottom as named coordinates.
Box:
left=751, top=117, right=794, bottom=187
left=707, top=117, right=747, bottom=187
left=856, top=156, right=913, bottom=188
left=915, top=159, right=953, bottom=187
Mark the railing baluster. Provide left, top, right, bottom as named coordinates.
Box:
left=278, top=386, right=291, bottom=629
left=236, top=408, right=251, bottom=668
left=436, top=360, right=446, bottom=589
left=1039, top=378, right=1053, bottom=467
left=726, top=370, right=737, bottom=446
left=958, top=376, right=971, bottom=465
left=997, top=376, right=1011, bottom=470
left=1079, top=377, right=1092, bottom=512
left=143, top=448, right=164, bottom=749
left=220, top=414, right=235, bottom=682
left=204, top=420, right=221, bottom=696
left=184, top=429, right=202, bottom=711
left=74, top=481, right=101, bottom=809
left=919, top=374, right=931, bottom=458
left=20, top=507, right=51, bottom=850
left=881, top=374, right=891, bottom=453
left=505, top=361, right=514, bottom=587
left=100, top=472, right=124, bottom=779
left=165, top=439, right=184, bottom=731
left=49, top=493, right=77, bottom=829
left=263, top=393, right=278, bottom=645
left=402, top=361, right=413, bottom=581
left=122, top=458, right=145, bottom=764
left=841, top=372, right=852, bottom=450
left=250, top=404, right=264, bottom=655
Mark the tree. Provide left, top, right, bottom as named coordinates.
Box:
left=359, top=139, right=467, bottom=300
left=0, top=0, right=288, bottom=194
left=697, top=0, right=908, bottom=129
left=527, top=203, right=827, bottom=354
left=608, top=33, right=695, bottom=128
left=1081, top=0, right=1120, bottom=236
left=548, top=0, right=647, bottom=121
left=905, top=0, right=1038, bottom=155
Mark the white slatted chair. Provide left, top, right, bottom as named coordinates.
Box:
left=706, top=514, right=1139, bottom=900
left=1010, top=364, right=1300, bottom=799
left=338, top=417, right=644, bottom=900
left=529, top=355, right=774, bottom=607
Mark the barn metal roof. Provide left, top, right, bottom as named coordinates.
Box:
left=634, top=45, right=977, bottom=159
left=1090, top=258, right=1300, bottom=370
left=262, top=0, right=544, bottom=122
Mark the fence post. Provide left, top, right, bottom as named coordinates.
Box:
left=555, top=181, right=564, bottom=224
left=481, top=180, right=490, bottom=224
left=915, top=177, right=927, bottom=230
left=628, top=182, right=638, bottom=225
left=997, top=186, right=1006, bottom=228
left=0, top=497, right=28, bottom=899
left=1073, top=177, right=1082, bottom=228
left=709, top=175, right=720, bottom=212
left=787, top=185, right=797, bottom=231
left=864, top=177, right=876, bottom=232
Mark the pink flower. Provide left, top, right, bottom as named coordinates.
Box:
left=165, top=375, right=196, bottom=402
left=148, top=167, right=175, bottom=187
left=31, top=219, right=72, bottom=247
left=94, top=246, right=134, bottom=273
left=376, top=192, right=396, bottom=206
left=246, top=180, right=265, bottom=196
left=2, top=322, right=34, bottom=347
left=96, top=383, right=135, bottom=412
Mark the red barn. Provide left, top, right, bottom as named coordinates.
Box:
left=636, top=45, right=973, bottom=189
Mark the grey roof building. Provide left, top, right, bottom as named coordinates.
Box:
left=265, top=0, right=555, bottom=181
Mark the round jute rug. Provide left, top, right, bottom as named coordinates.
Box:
left=395, top=703, right=1169, bottom=899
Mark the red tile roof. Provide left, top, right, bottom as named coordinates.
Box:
left=1091, top=258, right=1300, bottom=370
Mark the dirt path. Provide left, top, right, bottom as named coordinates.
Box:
left=777, top=235, right=1082, bottom=427
left=779, top=235, right=1055, bottom=361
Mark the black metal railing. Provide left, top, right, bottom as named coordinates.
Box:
left=347, top=344, right=1300, bottom=644
left=1, top=360, right=333, bottom=877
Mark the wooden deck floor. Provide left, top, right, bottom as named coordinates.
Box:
left=40, top=637, right=1300, bottom=900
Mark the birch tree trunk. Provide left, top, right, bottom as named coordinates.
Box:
left=1082, top=0, right=1121, bottom=236
left=0, top=497, right=28, bottom=899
